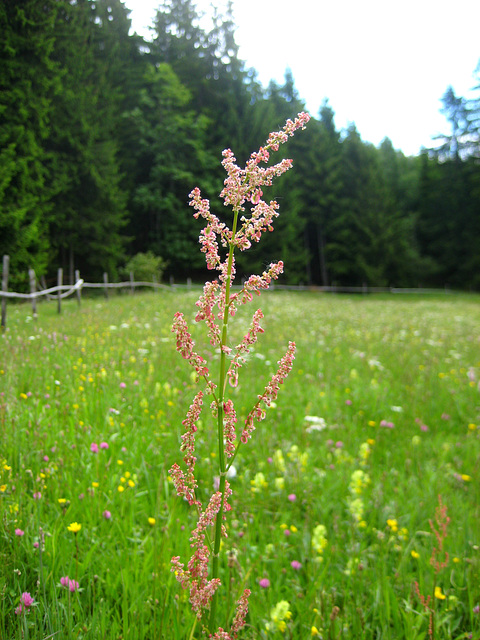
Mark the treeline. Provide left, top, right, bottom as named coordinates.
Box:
left=1, top=0, right=479, bottom=290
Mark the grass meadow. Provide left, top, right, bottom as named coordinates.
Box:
left=1, top=289, right=479, bottom=639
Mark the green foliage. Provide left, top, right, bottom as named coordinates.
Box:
left=0, top=0, right=60, bottom=286
left=0, top=1, right=478, bottom=290
left=1, top=291, right=479, bottom=638
left=122, top=252, right=166, bottom=283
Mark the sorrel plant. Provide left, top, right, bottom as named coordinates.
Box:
left=169, top=113, right=310, bottom=637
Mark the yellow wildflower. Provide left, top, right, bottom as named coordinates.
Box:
left=411, top=550, right=420, bottom=559
left=386, top=518, right=398, bottom=532
left=434, top=586, right=446, bottom=600
left=67, top=522, right=81, bottom=534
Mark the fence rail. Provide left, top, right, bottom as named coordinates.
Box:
left=0, top=254, right=177, bottom=328
left=0, top=253, right=454, bottom=329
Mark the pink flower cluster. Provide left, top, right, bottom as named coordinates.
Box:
left=15, top=592, right=34, bottom=615
left=170, top=113, right=309, bottom=633
left=60, top=576, right=79, bottom=592
left=242, top=342, right=296, bottom=444
left=209, top=589, right=251, bottom=639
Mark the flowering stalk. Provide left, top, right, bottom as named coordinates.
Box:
left=170, top=113, right=310, bottom=637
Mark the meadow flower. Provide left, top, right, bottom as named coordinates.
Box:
left=288, top=493, right=296, bottom=502
left=60, top=576, right=80, bottom=592
left=291, top=560, right=302, bottom=570
left=90, top=442, right=99, bottom=453
left=434, top=586, right=446, bottom=600
left=380, top=420, right=394, bottom=428
left=148, top=517, right=156, bottom=526
left=103, top=510, right=112, bottom=519
left=15, top=528, right=24, bottom=536
left=273, top=449, right=286, bottom=472
left=386, top=518, right=398, bottom=532
left=67, top=522, right=81, bottom=534
left=259, top=578, right=270, bottom=588
left=312, top=524, right=328, bottom=554
left=349, top=469, right=370, bottom=495
left=265, top=600, right=292, bottom=633
left=347, top=497, right=364, bottom=523
left=100, top=441, right=109, bottom=449
left=251, top=472, right=268, bottom=492
left=33, top=492, right=42, bottom=499
left=15, top=592, right=34, bottom=615
left=304, top=415, right=326, bottom=432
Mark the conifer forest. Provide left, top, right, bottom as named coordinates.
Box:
left=1, top=0, right=480, bottom=291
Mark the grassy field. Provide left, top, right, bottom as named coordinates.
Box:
left=1, top=290, right=479, bottom=639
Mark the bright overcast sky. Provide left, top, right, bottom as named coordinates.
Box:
left=125, top=0, right=480, bottom=156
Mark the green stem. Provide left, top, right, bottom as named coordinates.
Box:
left=208, top=209, right=239, bottom=633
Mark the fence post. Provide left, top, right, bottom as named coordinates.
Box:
left=130, top=271, right=134, bottom=295
left=75, top=269, right=81, bottom=306
left=103, top=272, right=109, bottom=299
left=1, top=255, right=9, bottom=329
left=29, top=268, right=37, bottom=318
left=57, top=268, right=63, bottom=314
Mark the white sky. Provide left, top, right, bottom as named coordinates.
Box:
left=125, top=0, right=480, bottom=156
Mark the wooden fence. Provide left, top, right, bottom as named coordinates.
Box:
left=0, top=255, right=173, bottom=329
left=0, top=254, right=450, bottom=329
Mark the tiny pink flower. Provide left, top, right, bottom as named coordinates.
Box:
left=259, top=578, right=270, bottom=588
left=90, top=443, right=99, bottom=453
left=60, top=576, right=79, bottom=592
left=15, top=592, right=34, bottom=614
left=335, top=441, right=344, bottom=448
left=33, top=542, right=39, bottom=549
left=284, top=529, right=291, bottom=537
left=119, top=382, right=126, bottom=389
left=345, top=399, right=352, bottom=405
left=33, top=492, right=42, bottom=500
left=100, top=442, right=109, bottom=449
left=103, top=510, right=112, bottom=520
left=380, top=420, right=395, bottom=428
left=15, top=528, right=24, bottom=537
left=43, top=455, right=49, bottom=462
left=291, top=560, right=302, bottom=570
left=288, top=494, right=297, bottom=502
left=420, top=424, right=429, bottom=432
